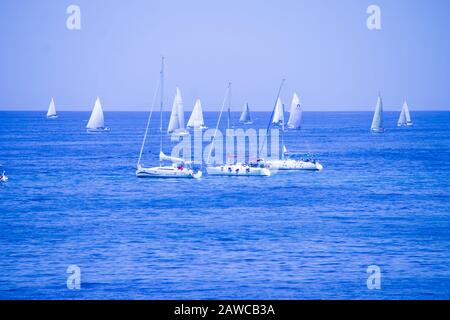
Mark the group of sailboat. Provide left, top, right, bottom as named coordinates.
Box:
left=45, top=97, right=110, bottom=133
left=135, top=59, right=324, bottom=179
left=370, top=93, right=413, bottom=133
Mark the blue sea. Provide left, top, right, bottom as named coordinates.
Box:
left=0, top=111, right=449, bottom=300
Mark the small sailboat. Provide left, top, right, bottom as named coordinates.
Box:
left=239, top=103, right=253, bottom=125
left=136, top=57, right=202, bottom=179
left=398, top=100, right=413, bottom=127
left=272, top=97, right=285, bottom=126
left=371, top=94, right=384, bottom=133
left=287, top=93, right=302, bottom=130
left=206, top=83, right=271, bottom=177
left=86, top=97, right=110, bottom=133
left=168, top=88, right=189, bottom=137
left=187, top=99, right=207, bottom=129
left=46, top=98, right=58, bottom=119
left=0, top=170, right=8, bottom=182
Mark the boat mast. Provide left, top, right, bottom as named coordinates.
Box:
left=259, top=79, right=286, bottom=156
left=281, top=102, right=286, bottom=160
left=206, top=82, right=231, bottom=166
left=159, top=56, right=164, bottom=167
left=227, top=84, right=232, bottom=130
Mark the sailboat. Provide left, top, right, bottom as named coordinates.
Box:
left=136, top=57, right=202, bottom=179
left=86, top=97, right=110, bottom=133
left=262, top=87, right=323, bottom=171
left=0, top=168, right=8, bottom=182
left=272, top=97, right=285, bottom=126
left=239, top=103, right=253, bottom=125
left=46, top=98, right=58, bottom=119
left=187, top=99, right=207, bottom=129
left=167, top=88, right=189, bottom=137
left=398, top=100, right=413, bottom=127
left=206, top=83, right=271, bottom=177
left=287, top=93, right=302, bottom=130
left=265, top=146, right=324, bottom=171
left=371, top=94, right=384, bottom=133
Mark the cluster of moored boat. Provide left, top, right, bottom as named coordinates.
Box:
left=135, top=59, right=323, bottom=179
left=370, top=93, right=414, bottom=133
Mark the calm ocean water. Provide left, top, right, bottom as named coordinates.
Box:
left=0, top=111, right=449, bottom=299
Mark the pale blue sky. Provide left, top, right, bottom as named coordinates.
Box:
left=0, top=0, right=449, bottom=111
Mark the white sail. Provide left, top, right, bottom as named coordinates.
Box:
left=168, top=91, right=180, bottom=133
left=404, top=101, right=412, bottom=125
left=287, top=93, right=302, bottom=129
left=46, top=98, right=57, bottom=118
left=239, top=103, right=252, bottom=123
left=272, top=97, right=284, bottom=125
left=398, top=105, right=406, bottom=126
left=176, top=88, right=186, bottom=130
left=371, top=95, right=384, bottom=132
left=187, top=99, right=205, bottom=128
left=86, top=97, right=105, bottom=129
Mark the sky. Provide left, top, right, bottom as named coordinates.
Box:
left=0, top=0, right=449, bottom=111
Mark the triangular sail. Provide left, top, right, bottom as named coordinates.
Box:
left=287, top=93, right=302, bottom=129
left=47, top=98, right=57, bottom=117
left=404, top=101, right=412, bottom=124
left=272, top=98, right=284, bottom=125
left=86, top=97, right=105, bottom=129
left=187, top=99, right=205, bottom=128
left=239, top=103, right=252, bottom=123
left=176, top=88, right=186, bottom=129
left=371, top=95, right=384, bottom=132
left=398, top=104, right=407, bottom=126
left=168, top=91, right=180, bottom=133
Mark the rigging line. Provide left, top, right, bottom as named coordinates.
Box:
left=137, top=75, right=161, bottom=167
left=206, top=82, right=232, bottom=166
left=259, top=78, right=286, bottom=156
left=159, top=56, right=165, bottom=166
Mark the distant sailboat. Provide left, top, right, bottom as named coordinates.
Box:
left=239, top=103, right=253, bottom=124
left=187, top=99, right=207, bottom=129
left=287, top=93, right=302, bottom=130
left=46, top=98, right=58, bottom=119
left=371, top=94, right=384, bottom=133
left=136, top=57, right=202, bottom=179
left=0, top=166, right=8, bottom=182
left=86, top=97, right=110, bottom=133
left=398, top=100, right=413, bottom=127
left=272, top=97, right=285, bottom=126
left=168, top=88, right=189, bottom=137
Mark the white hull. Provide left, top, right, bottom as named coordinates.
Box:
left=87, top=127, right=110, bottom=133
left=267, top=159, right=323, bottom=171
left=47, top=115, right=58, bottom=119
left=207, top=164, right=271, bottom=176
left=187, top=126, right=208, bottom=130
left=398, top=122, right=413, bottom=127
left=371, top=127, right=384, bottom=133
left=136, top=165, right=202, bottom=179
left=169, top=130, right=190, bottom=137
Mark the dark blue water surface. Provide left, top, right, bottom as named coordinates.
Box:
left=0, top=111, right=449, bottom=299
